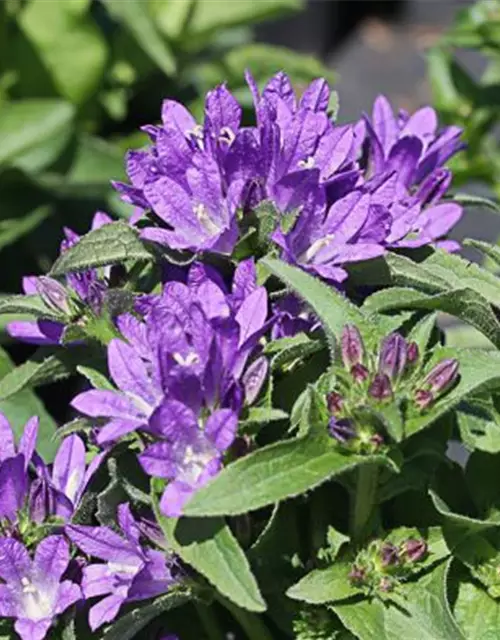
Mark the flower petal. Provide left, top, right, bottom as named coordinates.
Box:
left=71, top=390, right=144, bottom=420
left=0, top=537, right=30, bottom=584
left=52, top=435, right=86, bottom=504
left=14, top=618, right=52, bottom=640
left=65, top=525, right=138, bottom=563
left=0, top=412, right=15, bottom=462
left=204, top=409, right=238, bottom=452
left=34, top=535, right=70, bottom=584
left=18, top=416, right=39, bottom=468
left=88, top=593, right=125, bottom=631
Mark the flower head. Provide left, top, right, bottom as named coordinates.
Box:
left=66, top=504, right=176, bottom=631
left=0, top=536, right=81, bottom=640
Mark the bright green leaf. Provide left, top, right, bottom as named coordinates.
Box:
left=454, top=578, right=500, bottom=640
left=154, top=506, right=266, bottom=612
left=0, top=99, right=74, bottom=168
left=0, top=345, right=57, bottom=461
left=19, top=0, right=107, bottom=104
left=105, top=0, right=176, bottom=76
left=183, top=431, right=397, bottom=517
left=50, top=222, right=153, bottom=276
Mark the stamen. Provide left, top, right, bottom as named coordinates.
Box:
left=300, top=234, right=335, bottom=262
left=298, top=156, right=315, bottom=169
left=193, top=204, right=220, bottom=237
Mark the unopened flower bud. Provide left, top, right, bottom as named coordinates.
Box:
left=348, top=566, right=365, bottom=584
left=380, top=543, right=400, bottom=567
left=403, top=538, right=427, bottom=563
left=36, top=276, right=71, bottom=315
left=406, top=341, right=419, bottom=365
left=378, top=333, right=407, bottom=380
left=368, top=374, right=393, bottom=401
left=329, top=416, right=356, bottom=443
left=414, top=388, right=433, bottom=409
left=327, top=391, right=344, bottom=414
left=351, top=363, right=370, bottom=384
left=370, top=433, right=384, bottom=448
left=379, top=576, right=393, bottom=592
left=341, top=325, right=364, bottom=370
left=424, top=358, right=459, bottom=395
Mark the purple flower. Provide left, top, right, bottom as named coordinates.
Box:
left=363, top=95, right=464, bottom=188
left=415, top=358, right=459, bottom=409
left=0, top=536, right=81, bottom=640
left=71, top=333, right=163, bottom=445
left=139, top=402, right=238, bottom=517
left=8, top=212, right=112, bottom=346
left=29, top=435, right=105, bottom=523
left=66, top=504, right=176, bottom=631
left=272, top=190, right=387, bottom=283
left=328, top=416, right=356, bottom=444
left=403, top=538, right=427, bottom=562
left=0, top=415, right=38, bottom=523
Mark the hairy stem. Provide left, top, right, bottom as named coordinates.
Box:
left=350, top=464, right=379, bottom=543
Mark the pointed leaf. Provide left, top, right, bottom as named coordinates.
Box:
left=183, top=431, right=397, bottom=517
left=102, top=589, right=191, bottom=640
left=50, top=222, right=153, bottom=275
left=363, top=287, right=500, bottom=348
left=154, top=505, right=266, bottom=613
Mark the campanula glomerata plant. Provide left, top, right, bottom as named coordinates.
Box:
left=1, top=69, right=500, bottom=639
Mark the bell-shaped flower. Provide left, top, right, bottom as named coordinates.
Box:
left=0, top=535, right=81, bottom=640
left=139, top=401, right=238, bottom=517
left=66, top=504, right=176, bottom=631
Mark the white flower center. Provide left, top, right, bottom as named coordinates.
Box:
left=193, top=204, right=221, bottom=237
left=298, top=156, right=315, bottom=169
left=177, top=437, right=217, bottom=486
left=20, top=578, right=54, bottom=621
left=172, top=352, right=199, bottom=367
left=219, top=127, right=235, bottom=145
left=186, top=125, right=204, bottom=149
left=299, top=234, right=336, bottom=262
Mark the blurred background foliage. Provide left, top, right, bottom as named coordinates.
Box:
left=0, top=0, right=334, bottom=296
left=428, top=0, right=500, bottom=195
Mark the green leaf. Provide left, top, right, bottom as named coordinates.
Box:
left=19, top=0, right=107, bottom=105
left=452, top=193, right=500, bottom=214
left=363, top=287, right=500, bottom=348
left=457, top=399, right=500, bottom=454
left=240, top=407, right=288, bottom=428
left=50, top=222, right=153, bottom=275
left=154, top=506, right=266, bottom=612
left=454, top=578, right=500, bottom=640
left=287, top=562, right=361, bottom=605
left=0, top=345, right=101, bottom=399
left=0, top=205, right=52, bottom=253
left=264, top=333, right=324, bottom=370
left=261, top=257, right=380, bottom=344
left=102, top=589, right=191, bottom=640
left=0, top=99, right=74, bottom=169
left=0, top=294, right=62, bottom=320
left=429, top=490, right=500, bottom=534
left=405, top=347, right=500, bottom=438
left=186, top=0, right=301, bottom=38
left=0, top=345, right=57, bottom=461
left=39, top=135, right=126, bottom=198
left=105, top=0, right=176, bottom=76
left=77, top=365, right=113, bottom=391
left=183, top=431, right=397, bottom=517
left=465, top=238, right=500, bottom=266
left=332, top=560, right=464, bottom=640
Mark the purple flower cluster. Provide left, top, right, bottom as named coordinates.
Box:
left=72, top=259, right=269, bottom=516
left=115, top=72, right=463, bottom=284
left=0, top=412, right=178, bottom=639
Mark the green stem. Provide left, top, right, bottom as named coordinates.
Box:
left=216, top=595, right=273, bottom=640
left=195, top=601, right=224, bottom=640
left=350, top=464, right=379, bottom=543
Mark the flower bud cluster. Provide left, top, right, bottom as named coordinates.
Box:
left=327, top=325, right=459, bottom=450
left=348, top=536, right=428, bottom=594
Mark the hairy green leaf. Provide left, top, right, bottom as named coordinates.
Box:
left=154, top=502, right=266, bottom=612
left=50, top=222, right=153, bottom=275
